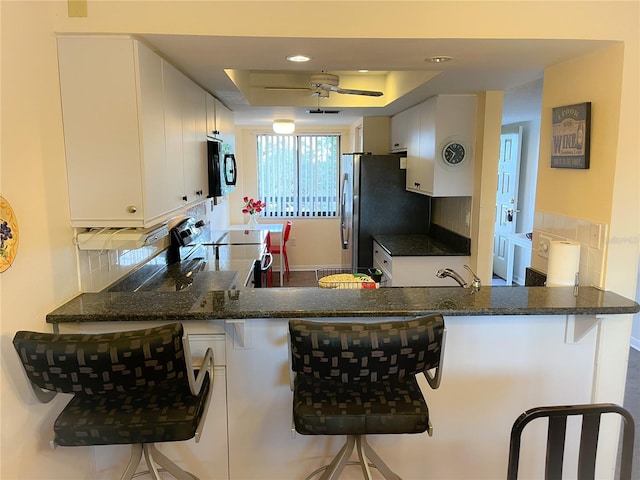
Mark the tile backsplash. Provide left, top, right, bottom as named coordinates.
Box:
left=77, top=199, right=222, bottom=293
left=531, top=211, right=608, bottom=288
left=431, top=196, right=472, bottom=238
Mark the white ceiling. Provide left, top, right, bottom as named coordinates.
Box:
left=137, top=34, right=614, bottom=127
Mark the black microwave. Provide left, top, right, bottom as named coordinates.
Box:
left=207, top=138, right=237, bottom=198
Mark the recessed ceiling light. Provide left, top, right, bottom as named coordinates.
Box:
left=358, top=69, right=369, bottom=73
left=286, top=54, right=311, bottom=63
left=426, top=56, right=453, bottom=63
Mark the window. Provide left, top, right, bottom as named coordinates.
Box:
left=257, top=134, right=339, bottom=218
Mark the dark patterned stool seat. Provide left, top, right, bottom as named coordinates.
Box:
left=13, top=323, right=214, bottom=480
left=289, top=315, right=446, bottom=480
left=55, top=374, right=210, bottom=446
left=294, top=374, right=428, bottom=436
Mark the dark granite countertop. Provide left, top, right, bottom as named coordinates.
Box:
left=46, top=286, right=639, bottom=324
left=373, top=234, right=469, bottom=256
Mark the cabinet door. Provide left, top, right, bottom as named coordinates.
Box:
left=205, top=92, right=217, bottom=137
left=162, top=61, right=187, bottom=209
left=151, top=332, right=229, bottom=479
left=215, top=98, right=235, bottom=151
left=416, top=97, right=437, bottom=195
left=136, top=41, right=170, bottom=222
left=58, top=37, right=144, bottom=226
left=373, top=241, right=393, bottom=286
left=391, top=255, right=470, bottom=286
left=390, top=108, right=409, bottom=152
left=182, top=80, right=207, bottom=204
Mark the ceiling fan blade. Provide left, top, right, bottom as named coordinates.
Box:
left=264, top=86, right=312, bottom=91
left=316, top=83, right=383, bottom=97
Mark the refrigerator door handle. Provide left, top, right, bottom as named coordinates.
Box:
left=340, top=174, right=349, bottom=249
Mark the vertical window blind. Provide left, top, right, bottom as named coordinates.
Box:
left=257, top=134, right=339, bottom=218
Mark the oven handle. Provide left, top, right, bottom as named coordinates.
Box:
left=261, top=253, right=273, bottom=272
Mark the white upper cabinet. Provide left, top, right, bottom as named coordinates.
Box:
left=389, top=107, right=414, bottom=153
left=206, top=93, right=235, bottom=150
left=180, top=73, right=208, bottom=204
left=58, top=36, right=210, bottom=228
left=58, top=36, right=168, bottom=227
left=406, top=94, right=477, bottom=197
left=161, top=60, right=187, bottom=212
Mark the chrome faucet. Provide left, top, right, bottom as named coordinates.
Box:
left=436, top=265, right=481, bottom=289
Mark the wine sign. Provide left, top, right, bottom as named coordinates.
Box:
left=551, top=102, right=591, bottom=169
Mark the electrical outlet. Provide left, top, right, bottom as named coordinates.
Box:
left=590, top=224, right=601, bottom=249
left=538, top=234, right=551, bottom=258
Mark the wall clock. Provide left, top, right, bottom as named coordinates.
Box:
left=441, top=140, right=468, bottom=166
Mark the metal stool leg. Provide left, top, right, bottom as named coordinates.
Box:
left=361, top=436, right=402, bottom=480
left=318, top=435, right=356, bottom=480
left=145, top=444, right=199, bottom=480
left=120, top=444, right=143, bottom=480
left=356, top=436, right=374, bottom=480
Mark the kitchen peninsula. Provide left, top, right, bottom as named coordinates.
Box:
left=45, top=282, right=638, bottom=479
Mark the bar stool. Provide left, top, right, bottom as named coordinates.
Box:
left=507, top=403, right=635, bottom=480
left=13, top=323, right=213, bottom=480
left=288, top=315, right=446, bottom=479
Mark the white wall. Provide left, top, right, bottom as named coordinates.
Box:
left=1, top=2, right=638, bottom=479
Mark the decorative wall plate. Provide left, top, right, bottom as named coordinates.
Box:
left=0, top=195, right=19, bottom=272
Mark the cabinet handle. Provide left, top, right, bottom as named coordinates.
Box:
left=182, top=195, right=188, bottom=202
left=128, top=205, right=137, bottom=213
left=394, top=143, right=400, bottom=147
left=414, top=182, right=421, bottom=187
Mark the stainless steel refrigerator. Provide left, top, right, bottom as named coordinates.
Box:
left=340, top=153, right=433, bottom=269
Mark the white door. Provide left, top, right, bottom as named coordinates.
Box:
left=493, top=129, right=522, bottom=280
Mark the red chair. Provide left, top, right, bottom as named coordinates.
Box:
left=268, top=221, right=292, bottom=284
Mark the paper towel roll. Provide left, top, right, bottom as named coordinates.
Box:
left=546, top=241, right=581, bottom=287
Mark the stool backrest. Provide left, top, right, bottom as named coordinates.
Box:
left=507, top=403, right=635, bottom=480
left=283, top=221, right=292, bottom=243
left=289, top=315, right=444, bottom=383
left=13, top=323, right=187, bottom=396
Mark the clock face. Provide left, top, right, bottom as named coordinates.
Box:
left=442, top=142, right=466, bottom=166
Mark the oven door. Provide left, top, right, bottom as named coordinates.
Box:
left=252, top=252, right=273, bottom=288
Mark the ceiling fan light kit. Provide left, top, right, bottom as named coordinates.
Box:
left=273, top=119, right=296, bottom=134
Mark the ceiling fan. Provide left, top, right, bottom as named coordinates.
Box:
left=309, top=73, right=383, bottom=97
left=265, top=72, right=383, bottom=97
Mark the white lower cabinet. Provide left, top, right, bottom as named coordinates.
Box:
left=226, top=318, right=334, bottom=480
left=158, top=332, right=228, bottom=480
left=373, top=240, right=470, bottom=287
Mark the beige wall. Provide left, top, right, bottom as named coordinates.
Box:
left=1, top=1, right=638, bottom=479
left=537, top=45, right=624, bottom=224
